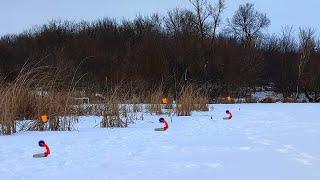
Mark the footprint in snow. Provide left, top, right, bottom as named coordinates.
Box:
left=184, top=163, right=198, bottom=168
left=260, top=139, right=273, bottom=146
left=239, top=146, right=252, bottom=151
left=295, top=158, right=312, bottom=166
left=203, top=163, right=222, bottom=168
left=160, top=146, right=175, bottom=150
left=247, top=136, right=256, bottom=140
left=299, top=153, right=314, bottom=159
left=276, top=144, right=315, bottom=166
left=276, top=144, right=293, bottom=154
left=295, top=153, right=315, bottom=166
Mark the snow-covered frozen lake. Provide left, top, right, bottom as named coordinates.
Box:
left=0, top=104, right=319, bottom=180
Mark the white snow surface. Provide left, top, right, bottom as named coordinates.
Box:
left=0, top=104, right=320, bottom=180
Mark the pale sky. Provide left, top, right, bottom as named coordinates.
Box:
left=0, top=0, right=319, bottom=36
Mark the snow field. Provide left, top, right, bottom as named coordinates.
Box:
left=0, top=104, right=319, bottom=180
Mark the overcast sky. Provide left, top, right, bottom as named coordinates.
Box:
left=0, top=0, right=319, bottom=36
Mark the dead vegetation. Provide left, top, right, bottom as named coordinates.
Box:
left=100, top=84, right=143, bottom=128
left=145, top=87, right=164, bottom=115
left=0, top=65, right=214, bottom=136
left=0, top=62, right=211, bottom=135
left=175, top=85, right=209, bottom=116
left=0, top=63, right=78, bottom=135
left=100, top=98, right=123, bottom=128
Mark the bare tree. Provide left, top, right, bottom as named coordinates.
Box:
left=164, top=8, right=197, bottom=36
left=279, top=26, right=296, bottom=54
left=302, top=39, right=320, bottom=102
left=226, top=3, right=270, bottom=47
left=296, top=28, right=316, bottom=99
left=189, top=0, right=211, bottom=38
left=208, top=0, right=225, bottom=43
left=276, top=26, right=298, bottom=97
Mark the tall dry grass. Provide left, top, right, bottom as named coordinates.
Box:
left=0, top=62, right=211, bottom=135
left=175, top=86, right=194, bottom=116
left=193, top=91, right=209, bottom=112
left=100, top=98, right=123, bottom=128
left=131, top=95, right=143, bottom=113
left=31, top=91, right=78, bottom=131
left=175, top=85, right=209, bottom=116
left=100, top=84, right=138, bottom=128
left=145, top=87, right=163, bottom=115
left=0, top=63, right=78, bottom=135
left=0, top=64, right=43, bottom=135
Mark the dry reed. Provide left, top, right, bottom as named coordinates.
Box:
left=145, top=87, right=163, bottom=115
left=175, top=85, right=209, bottom=116
left=0, top=63, right=78, bottom=135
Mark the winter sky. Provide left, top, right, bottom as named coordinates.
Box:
left=0, top=0, right=319, bottom=36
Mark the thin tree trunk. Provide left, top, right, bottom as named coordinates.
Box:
left=296, top=61, right=303, bottom=99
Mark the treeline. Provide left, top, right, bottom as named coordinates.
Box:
left=0, top=1, right=319, bottom=101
